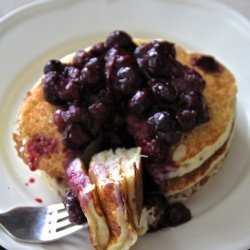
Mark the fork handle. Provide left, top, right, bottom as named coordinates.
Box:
left=0, top=213, right=5, bottom=224
left=0, top=213, right=9, bottom=232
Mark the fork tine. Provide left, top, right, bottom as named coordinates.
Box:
left=56, top=210, right=69, bottom=220
left=47, top=203, right=66, bottom=213
left=55, top=219, right=73, bottom=230
left=52, top=224, right=86, bottom=240
left=46, top=203, right=69, bottom=220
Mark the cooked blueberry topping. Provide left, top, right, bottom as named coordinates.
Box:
left=165, top=202, right=191, bottom=226
left=43, top=31, right=209, bottom=164
left=43, top=32, right=209, bottom=229
left=145, top=193, right=191, bottom=231
left=156, top=130, right=181, bottom=145
left=43, top=30, right=209, bottom=166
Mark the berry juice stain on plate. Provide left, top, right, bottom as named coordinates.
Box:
left=35, top=198, right=43, bottom=203
left=29, top=178, right=35, bottom=183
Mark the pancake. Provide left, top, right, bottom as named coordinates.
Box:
left=66, top=158, right=110, bottom=249
left=88, top=148, right=139, bottom=250
left=169, top=158, right=225, bottom=201
left=115, top=147, right=148, bottom=235
left=164, top=124, right=234, bottom=200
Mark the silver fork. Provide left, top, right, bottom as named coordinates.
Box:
left=0, top=203, right=88, bottom=243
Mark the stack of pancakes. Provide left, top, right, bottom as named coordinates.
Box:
left=13, top=40, right=236, bottom=201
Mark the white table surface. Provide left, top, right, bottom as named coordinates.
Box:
left=0, top=0, right=250, bottom=20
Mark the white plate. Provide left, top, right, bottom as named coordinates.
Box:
left=1, top=0, right=250, bottom=249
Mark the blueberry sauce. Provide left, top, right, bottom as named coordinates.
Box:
left=29, top=178, right=35, bottom=183
left=42, top=31, right=209, bottom=231
left=35, top=198, right=43, bottom=203
left=27, top=135, right=58, bottom=171
left=192, top=55, right=221, bottom=73
left=145, top=192, right=191, bottom=231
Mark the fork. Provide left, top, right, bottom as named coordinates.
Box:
left=0, top=203, right=88, bottom=243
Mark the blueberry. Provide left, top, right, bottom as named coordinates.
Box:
left=72, top=50, right=91, bottom=67
left=173, top=67, right=205, bottom=93
left=43, top=60, right=63, bottom=74
left=114, top=66, right=142, bottom=95
left=106, top=30, right=135, bottom=50
left=135, top=40, right=176, bottom=77
left=105, top=47, right=135, bottom=81
left=53, top=109, right=67, bottom=132
left=59, top=79, right=82, bottom=102
left=179, top=91, right=209, bottom=124
left=81, top=57, right=104, bottom=87
left=63, top=123, right=91, bottom=149
left=66, top=105, right=89, bottom=124
left=63, top=190, right=86, bottom=224
left=150, top=79, right=177, bottom=102
left=65, top=66, right=82, bottom=80
left=165, top=203, right=191, bottom=226
left=180, top=91, right=200, bottom=109
left=148, top=111, right=173, bottom=132
left=129, top=89, right=152, bottom=114
left=89, top=42, right=107, bottom=56
left=43, top=71, right=61, bottom=104
left=176, top=109, right=197, bottom=131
